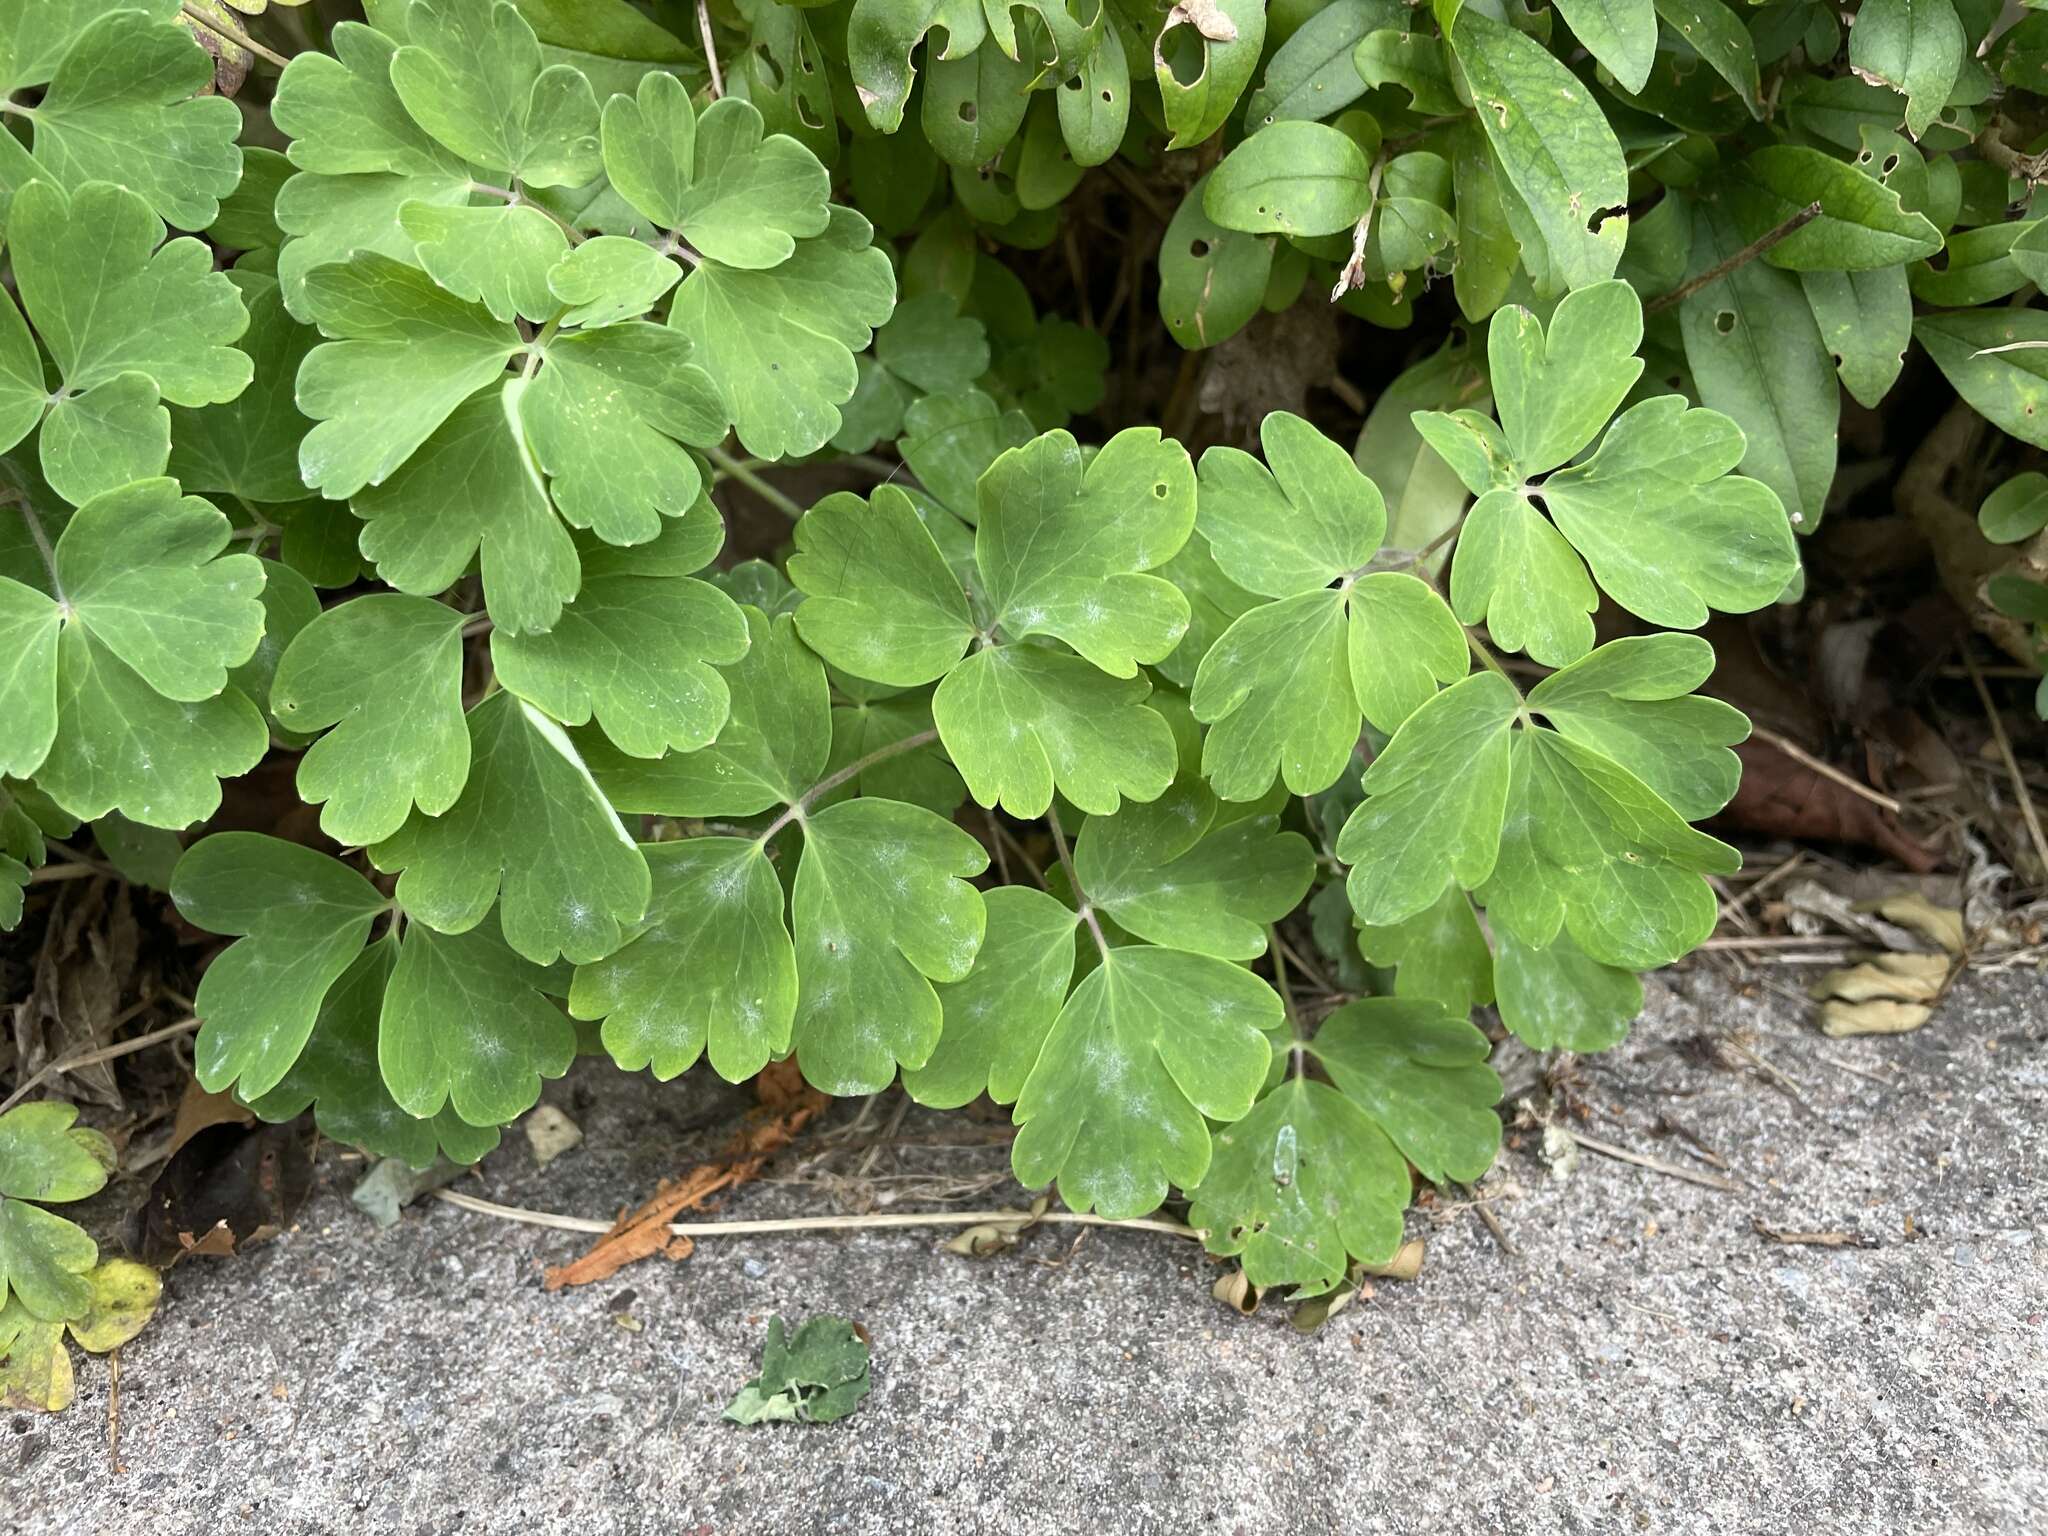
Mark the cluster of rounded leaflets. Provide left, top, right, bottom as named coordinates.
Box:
left=0, top=0, right=1797, bottom=1298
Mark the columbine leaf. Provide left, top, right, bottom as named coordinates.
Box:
left=547, top=235, right=681, bottom=328
left=1526, top=635, right=1749, bottom=819
left=7, top=180, right=252, bottom=506
left=1486, top=279, right=1644, bottom=478
left=493, top=525, right=748, bottom=759
left=388, top=0, right=602, bottom=188
left=1539, top=396, right=1801, bottom=627
left=569, top=837, right=797, bottom=1083
left=789, top=485, right=977, bottom=687
left=1356, top=885, right=1496, bottom=1016
left=590, top=606, right=831, bottom=817
left=245, top=938, right=501, bottom=1170
left=1076, top=781, right=1315, bottom=960
left=601, top=75, right=830, bottom=268
left=1484, top=728, right=1741, bottom=971
left=791, top=797, right=988, bottom=1094
left=0, top=1103, right=113, bottom=1206
left=1011, top=944, right=1278, bottom=1219
left=669, top=206, right=895, bottom=459
left=1197, top=410, right=1385, bottom=598
left=933, top=644, right=1179, bottom=817
left=1450, top=486, right=1598, bottom=666
left=2, top=479, right=267, bottom=824
left=173, top=833, right=386, bottom=1099
left=378, top=914, right=576, bottom=1127
left=1337, top=672, right=1519, bottom=927
left=372, top=692, right=650, bottom=965
left=901, top=885, right=1079, bottom=1109
left=8, top=13, right=241, bottom=231
left=0, top=1193, right=99, bottom=1323
left=399, top=202, right=568, bottom=323
left=270, top=594, right=470, bottom=846
left=166, top=272, right=315, bottom=504
left=1306, top=998, right=1502, bottom=1183
left=349, top=389, right=579, bottom=637
left=1492, top=927, right=1641, bottom=1052
left=1188, top=1077, right=1410, bottom=1295
left=296, top=254, right=523, bottom=500
left=975, top=427, right=1195, bottom=674
left=1193, top=590, right=1359, bottom=800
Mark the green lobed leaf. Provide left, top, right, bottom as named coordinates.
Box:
left=1306, top=998, right=1502, bottom=1183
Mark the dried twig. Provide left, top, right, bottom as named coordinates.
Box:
left=0, top=1017, right=200, bottom=1115
left=180, top=1, right=291, bottom=69
left=438, top=1188, right=1206, bottom=1241
left=1562, top=1129, right=1741, bottom=1192
left=1644, top=202, right=1822, bottom=314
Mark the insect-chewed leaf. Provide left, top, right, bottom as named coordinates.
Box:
left=1449, top=8, right=1627, bottom=292
left=933, top=644, right=1179, bottom=817
left=570, top=837, right=796, bottom=1083
left=1848, top=0, right=1962, bottom=138
left=1338, top=671, right=1519, bottom=927
left=295, top=253, right=524, bottom=500
left=1306, top=998, right=1502, bottom=1183
left=1012, top=944, right=1278, bottom=1219
left=1, top=479, right=268, bottom=825
left=494, top=525, right=748, bottom=760
left=1187, top=1077, right=1410, bottom=1296
left=372, top=692, right=650, bottom=966
left=669, top=206, right=896, bottom=460
left=844, top=0, right=988, bottom=134
left=271, top=594, right=470, bottom=845
left=974, top=427, right=1195, bottom=673
left=1526, top=634, right=1749, bottom=819
left=790, top=798, right=989, bottom=1094
left=172, top=833, right=386, bottom=1099
left=4, top=180, right=252, bottom=506
left=377, top=913, right=576, bottom=1128
left=902, top=885, right=1079, bottom=1109
left=388, top=0, right=601, bottom=188
left=1540, top=397, right=1800, bottom=629
left=1076, top=781, right=1315, bottom=961
left=1486, top=280, right=1644, bottom=478
left=602, top=76, right=830, bottom=268
left=1156, top=0, right=1266, bottom=150
left=245, top=938, right=501, bottom=1169
left=590, top=606, right=831, bottom=817
left=789, top=485, right=977, bottom=686
left=1492, top=927, right=1640, bottom=1051
left=1483, top=728, right=1741, bottom=971
left=1197, top=411, right=1385, bottom=598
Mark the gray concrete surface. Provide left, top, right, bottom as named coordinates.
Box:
left=7, top=963, right=2044, bottom=1536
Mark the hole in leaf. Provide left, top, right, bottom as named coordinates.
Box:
left=1882, top=153, right=1900, bottom=174
left=1714, top=310, right=1736, bottom=335
left=1102, top=88, right=1115, bottom=102
left=1152, top=482, right=1168, bottom=498
left=958, top=100, right=977, bottom=123
left=1063, top=75, right=1083, bottom=90
left=752, top=45, right=784, bottom=89
left=1190, top=238, right=1210, bottom=258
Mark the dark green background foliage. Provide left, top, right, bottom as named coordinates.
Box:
left=0, top=0, right=2038, bottom=1304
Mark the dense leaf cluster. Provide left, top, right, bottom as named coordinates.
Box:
left=0, top=0, right=2038, bottom=1296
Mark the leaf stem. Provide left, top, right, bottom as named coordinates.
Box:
left=708, top=444, right=807, bottom=520
left=1463, top=625, right=1532, bottom=726
left=696, top=0, right=725, bottom=98
left=755, top=728, right=942, bottom=846
left=179, top=1, right=292, bottom=70
left=13, top=496, right=64, bottom=606
left=1269, top=924, right=1308, bottom=1079
left=1045, top=806, right=1110, bottom=959
left=1643, top=200, right=1821, bottom=315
